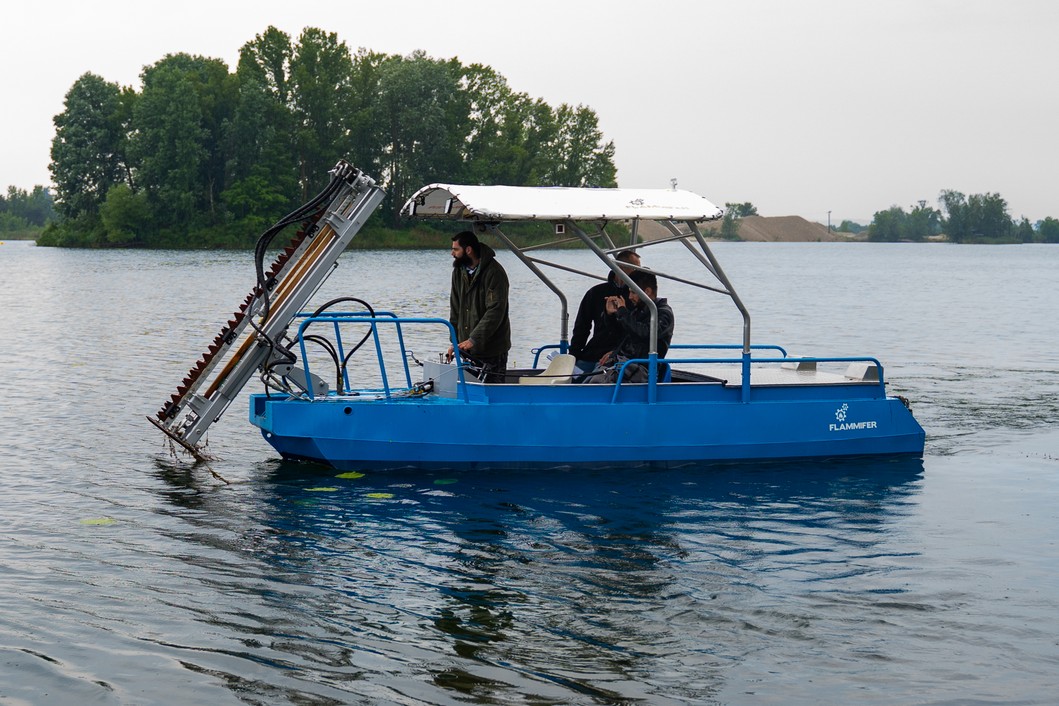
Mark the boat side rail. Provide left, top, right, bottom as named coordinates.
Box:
left=748, top=355, right=886, bottom=388
left=669, top=343, right=789, bottom=356
left=531, top=342, right=789, bottom=367
left=293, top=314, right=467, bottom=401
left=608, top=354, right=887, bottom=403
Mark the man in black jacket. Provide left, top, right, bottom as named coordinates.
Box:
left=446, top=230, right=511, bottom=382
left=569, top=250, right=641, bottom=375
left=587, top=269, right=674, bottom=384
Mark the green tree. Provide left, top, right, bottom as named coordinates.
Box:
left=727, top=202, right=758, bottom=218
left=346, top=48, right=389, bottom=177
left=975, top=192, right=1012, bottom=240
left=870, top=201, right=941, bottom=242
left=133, top=59, right=207, bottom=236
left=540, top=104, right=616, bottom=188
left=938, top=190, right=968, bottom=242
left=99, top=184, right=151, bottom=244
left=226, top=27, right=300, bottom=231
left=458, top=64, right=519, bottom=184
left=131, top=53, right=235, bottom=241
left=496, top=94, right=559, bottom=186
left=1014, top=217, right=1034, bottom=243
left=49, top=73, right=129, bottom=223
left=375, top=52, right=466, bottom=224
left=1, top=185, right=55, bottom=228
left=1037, top=217, right=1059, bottom=243
left=239, top=26, right=293, bottom=108
left=939, top=189, right=1013, bottom=242
left=716, top=202, right=757, bottom=240
left=719, top=210, right=741, bottom=240
left=0, top=212, right=29, bottom=233
left=230, top=28, right=293, bottom=178
left=290, top=28, right=356, bottom=198
left=904, top=200, right=941, bottom=241
left=41, top=26, right=622, bottom=248
left=0, top=188, right=29, bottom=232
left=868, top=205, right=906, bottom=242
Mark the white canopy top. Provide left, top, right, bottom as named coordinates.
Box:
left=401, top=184, right=723, bottom=222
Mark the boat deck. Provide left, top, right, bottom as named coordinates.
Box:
left=422, top=358, right=882, bottom=393
left=694, top=364, right=877, bottom=387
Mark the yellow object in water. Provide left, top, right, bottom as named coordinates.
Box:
left=80, top=517, right=117, bottom=526
left=306, top=486, right=338, bottom=492
left=336, top=471, right=365, bottom=479
left=365, top=492, right=394, bottom=499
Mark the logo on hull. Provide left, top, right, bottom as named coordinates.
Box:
left=829, top=403, right=878, bottom=432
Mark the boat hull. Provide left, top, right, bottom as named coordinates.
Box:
left=250, top=383, right=925, bottom=471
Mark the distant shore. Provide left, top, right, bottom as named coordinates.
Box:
left=639, top=216, right=855, bottom=243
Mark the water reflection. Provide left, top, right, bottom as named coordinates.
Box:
left=149, top=457, right=923, bottom=703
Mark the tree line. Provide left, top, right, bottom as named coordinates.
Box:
left=864, top=191, right=1059, bottom=243
left=0, top=186, right=55, bottom=236
left=39, top=26, right=617, bottom=248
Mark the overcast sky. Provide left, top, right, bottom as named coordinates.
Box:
left=2, top=0, right=1056, bottom=223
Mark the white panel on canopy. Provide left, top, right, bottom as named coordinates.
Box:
left=401, top=184, right=723, bottom=222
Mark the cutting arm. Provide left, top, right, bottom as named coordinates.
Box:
left=150, top=161, right=384, bottom=460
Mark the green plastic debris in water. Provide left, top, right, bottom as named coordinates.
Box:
left=365, top=492, right=394, bottom=499
left=306, top=486, right=339, bottom=492
left=80, top=517, right=117, bottom=526
left=335, top=471, right=365, bottom=479
left=433, top=478, right=458, bottom=485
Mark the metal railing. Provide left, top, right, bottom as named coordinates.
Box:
left=606, top=352, right=886, bottom=403
left=292, top=313, right=467, bottom=401
left=287, top=317, right=885, bottom=407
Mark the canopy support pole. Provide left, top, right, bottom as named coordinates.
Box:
left=484, top=223, right=572, bottom=353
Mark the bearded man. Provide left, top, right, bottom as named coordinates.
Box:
left=446, top=230, right=511, bottom=383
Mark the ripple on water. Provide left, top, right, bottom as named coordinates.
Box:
left=2, top=243, right=1058, bottom=703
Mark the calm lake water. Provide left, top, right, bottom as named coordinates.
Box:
left=1, top=238, right=1057, bottom=704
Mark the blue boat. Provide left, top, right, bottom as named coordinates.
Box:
left=152, top=163, right=925, bottom=470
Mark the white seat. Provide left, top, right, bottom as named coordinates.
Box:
left=519, top=353, right=576, bottom=385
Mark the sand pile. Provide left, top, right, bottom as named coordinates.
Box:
left=637, top=215, right=852, bottom=242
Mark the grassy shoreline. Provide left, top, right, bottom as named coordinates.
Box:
left=30, top=221, right=620, bottom=250
left=14, top=223, right=1049, bottom=248
left=0, top=227, right=42, bottom=241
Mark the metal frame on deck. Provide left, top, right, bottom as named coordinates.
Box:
left=509, top=218, right=754, bottom=402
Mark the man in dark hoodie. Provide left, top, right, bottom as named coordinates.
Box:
left=446, top=230, right=511, bottom=382
left=569, top=249, right=641, bottom=375
left=587, top=269, right=674, bottom=384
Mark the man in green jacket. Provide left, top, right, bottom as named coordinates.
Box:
left=446, top=230, right=511, bottom=382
